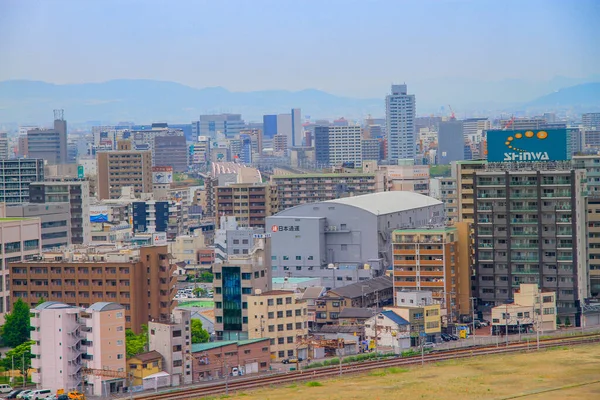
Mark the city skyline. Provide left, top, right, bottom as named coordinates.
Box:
left=0, top=0, right=598, bottom=102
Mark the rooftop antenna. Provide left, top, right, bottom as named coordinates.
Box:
left=54, top=109, right=64, bottom=120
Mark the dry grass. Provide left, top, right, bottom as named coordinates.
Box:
left=213, top=344, right=600, bottom=400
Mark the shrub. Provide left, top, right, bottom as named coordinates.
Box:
left=305, top=381, right=323, bottom=387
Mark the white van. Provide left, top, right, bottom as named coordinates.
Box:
left=0, top=384, right=12, bottom=393
left=28, top=389, right=52, bottom=400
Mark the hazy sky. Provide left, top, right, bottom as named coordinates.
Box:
left=0, top=0, right=598, bottom=97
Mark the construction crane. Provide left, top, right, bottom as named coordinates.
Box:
left=448, top=105, right=456, bottom=120
left=503, top=116, right=516, bottom=130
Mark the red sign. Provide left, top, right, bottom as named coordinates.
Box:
left=271, top=225, right=278, bottom=232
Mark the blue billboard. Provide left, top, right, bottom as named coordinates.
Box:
left=486, top=128, right=569, bottom=162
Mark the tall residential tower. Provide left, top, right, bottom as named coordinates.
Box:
left=386, top=84, right=416, bottom=163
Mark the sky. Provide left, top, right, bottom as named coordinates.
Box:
left=0, top=0, right=599, bottom=98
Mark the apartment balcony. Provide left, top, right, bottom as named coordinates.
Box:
left=512, top=268, right=540, bottom=275
left=418, top=259, right=443, bottom=266
left=542, top=179, right=571, bottom=186
left=556, top=218, right=572, bottom=224
left=511, top=206, right=538, bottom=212
left=419, top=249, right=444, bottom=255
left=557, top=256, right=573, bottom=262
left=542, top=191, right=571, bottom=198
left=419, top=270, right=445, bottom=277
left=511, top=243, right=539, bottom=249
left=393, top=249, right=415, bottom=255
left=511, top=256, right=539, bottom=262
left=420, top=281, right=444, bottom=288
left=478, top=181, right=505, bottom=186
left=511, top=193, right=538, bottom=199
left=511, top=219, right=539, bottom=224
left=394, top=281, right=418, bottom=287
left=511, top=232, right=538, bottom=237
left=509, top=181, right=536, bottom=186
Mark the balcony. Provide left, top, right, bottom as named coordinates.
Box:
left=511, top=256, right=539, bottom=262
left=511, top=231, right=538, bottom=237
left=542, top=191, right=571, bottom=198
left=557, top=256, right=573, bottom=262
left=511, top=206, right=538, bottom=212
left=512, top=269, right=540, bottom=275
left=511, top=219, right=539, bottom=224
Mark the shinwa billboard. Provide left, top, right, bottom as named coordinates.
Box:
left=486, top=128, right=569, bottom=162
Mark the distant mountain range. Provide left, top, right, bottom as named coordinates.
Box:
left=0, top=79, right=598, bottom=126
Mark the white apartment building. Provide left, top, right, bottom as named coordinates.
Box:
left=30, top=301, right=126, bottom=396
left=386, top=84, right=416, bottom=162
left=0, top=215, right=41, bottom=317
left=149, top=309, right=193, bottom=386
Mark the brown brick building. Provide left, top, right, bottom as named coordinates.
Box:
left=10, top=245, right=175, bottom=333
left=215, top=183, right=271, bottom=228
left=191, top=338, right=271, bottom=381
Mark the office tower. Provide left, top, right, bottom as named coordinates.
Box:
left=195, top=114, right=245, bottom=140
left=0, top=132, right=8, bottom=159
left=262, top=115, right=278, bottom=139
left=438, top=120, right=465, bottom=164
left=462, top=118, right=491, bottom=137
left=473, top=164, right=587, bottom=323
left=17, top=135, right=28, bottom=157
left=0, top=159, right=45, bottom=203
left=273, top=134, right=288, bottom=154
left=289, top=147, right=316, bottom=169
left=238, top=133, right=253, bottom=163
left=2, top=203, right=71, bottom=250
left=11, top=245, right=176, bottom=333
left=291, top=108, right=302, bottom=147
left=362, top=138, right=381, bottom=162
left=572, top=155, right=600, bottom=299
left=386, top=84, right=416, bottom=162
left=429, top=177, right=458, bottom=224
left=96, top=140, right=153, bottom=200
left=314, top=125, right=362, bottom=167
left=154, top=134, right=188, bottom=172
left=276, top=114, right=293, bottom=146
left=132, top=200, right=173, bottom=234
left=31, top=302, right=127, bottom=395
left=240, top=128, right=263, bottom=158
left=215, top=183, right=271, bottom=228
left=582, top=113, right=600, bottom=129
left=0, top=216, right=41, bottom=317
left=27, top=110, right=68, bottom=165
left=29, top=180, right=91, bottom=245
left=213, top=238, right=272, bottom=340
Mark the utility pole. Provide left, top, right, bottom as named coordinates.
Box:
left=536, top=288, right=541, bottom=350
left=470, top=297, right=477, bottom=343
left=225, top=362, right=229, bottom=395
left=338, top=339, right=343, bottom=377
left=374, top=290, right=380, bottom=355
left=505, top=303, right=509, bottom=347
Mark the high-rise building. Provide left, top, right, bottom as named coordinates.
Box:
left=11, top=245, right=176, bottom=333
left=462, top=118, right=491, bottom=137
left=429, top=177, right=458, bottom=224
left=452, top=160, right=487, bottom=223
left=213, top=238, right=272, bottom=340
left=195, top=114, right=245, bottom=140
left=291, top=108, right=303, bottom=147
left=29, top=180, right=91, bottom=245
left=380, top=161, right=430, bottom=194
left=386, top=84, right=416, bottom=162
left=31, top=301, right=127, bottom=395
left=572, top=155, right=600, bottom=299
left=215, top=183, right=271, bottom=228
left=361, top=138, right=381, bottom=162
left=132, top=201, right=173, bottom=234
left=438, top=120, right=465, bottom=164
left=273, top=134, right=288, bottom=154
left=472, top=164, right=587, bottom=322
left=0, top=216, right=41, bottom=317
left=582, top=113, right=600, bottom=129
left=154, top=134, right=188, bottom=172
left=262, top=115, right=278, bottom=139
left=0, top=132, right=8, bottom=159
left=97, top=140, right=153, bottom=200
left=315, top=125, right=362, bottom=167
left=0, top=158, right=45, bottom=203
left=27, top=110, right=68, bottom=165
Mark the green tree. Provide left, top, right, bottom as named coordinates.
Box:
left=0, top=340, right=34, bottom=379
left=0, top=299, right=31, bottom=348
left=191, top=319, right=210, bottom=344
left=198, top=271, right=213, bottom=283
left=36, top=297, right=46, bottom=307
left=125, top=325, right=148, bottom=359
left=565, top=316, right=571, bottom=327
left=193, top=287, right=208, bottom=298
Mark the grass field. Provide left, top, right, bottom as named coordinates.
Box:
left=178, top=300, right=214, bottom=308
left=212, top=344, right=600, bottom=400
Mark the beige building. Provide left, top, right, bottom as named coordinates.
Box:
left=168, top=233, right=206, bottom=265
left=430, top=177, right=458, bottom=224
left=384, top=303, right=442, bottom=346
left=491, top=283, right=556, bottom=333
left=31, top=301, right=126, bottom=395
left=380, top=160, right=430, bottom=194
left=452, top=160, right=486, bottom=223
left=97, top=140, right=152, bottom=200
left=0, top=216, right=41, bottom=317
left=246, top=290, right=309, bottom=361
left=215, top=183, right=271, bottom=228
left=149, top=309, right=193, bottom=386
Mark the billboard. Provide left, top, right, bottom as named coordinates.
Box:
left=486, top=129, right=568, bottom=162
left=152, top=166, right=173, bottom=184
left=90, top=206, right=109, bottom=223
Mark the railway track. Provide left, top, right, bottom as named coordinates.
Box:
left=136, top=333, right=600, bottom=400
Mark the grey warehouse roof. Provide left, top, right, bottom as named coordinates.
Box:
left=35, top=301, right=72, bottom=310
left=87, top=302, right=125, bottom=312
left=329, top=275, right=393, bottom=299
left=323, top=191, right=442, bottom=216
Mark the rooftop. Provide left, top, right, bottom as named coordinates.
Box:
left=380, top=310, right=410, bottom=326
left=272, top=172, right=375, bottom=179
left=323, top=191, right=442, bottom=216
left=87, top=302, right=124, bottom=312
left=191, top=338, right=269, bottom=353
left=249, top=290, right=296, bottom=297
left=393, top=226, right=457, bottom=235
left=339, top=307, right=376, bottom=319
left=132, top=350, right=163, bottom=362
left=0, top=217, right=33, bottom=221
left=329, top=275, right=393, bottom=299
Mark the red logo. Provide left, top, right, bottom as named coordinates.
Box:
left=271, top=225, right=278, bottom=232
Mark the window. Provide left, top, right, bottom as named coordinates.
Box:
left=215, top=273, right=222, bottom=280
left=288, top=350, right=294, bottom=357
left=216, top=316, right=223, bottom=323
left=287, top=336, right=294, bottom=344
left=286, top=310, right=292, bottom=317
left=116, top=326, right=123, bottom=332
left=173, top=360, right=183, bottom=367
left=341, top=224, right=347, bottom=230
left=295, top=309, right=302, bottom=316
left=296, top=322, right=302, bottom=329
left=242, top=288, right=252, bottom=294
left=216, top=302, right=222, bottom=309
left=268, top=325, right=275, bottom=332
left=276, top=298, right=283, bottom=305
left=117, top=340, right=123, bottom=346
left=270, top=339, right=275, bottom=345
left=277, top=324, right=284, bottom=331
left=268, top=299, right=274, bottom=306
left=277, top=311, right=283, bottom=318
left=278, top=338, right=285, bottom=344
left=173, top=330, right=182, bottom=337
left=286, top=297, right=292, bottom=304
left=308, top=256, right=314, bottom=260
left=242, top=273, right=252, bottom=280
left=341, top=244, right=348, bottom=251
left=116, top=312, right=123, bottom=318
left=278, top=351, right=285, bottom=358
left=268, top=312, right=274, bottom=319
left=330, top=312, right=339, bottom=319
left=117, top=354, right=124, bottom=360
left=286, top=323, right=293, bottom=330
left=296, top=256, right=302, bottom=260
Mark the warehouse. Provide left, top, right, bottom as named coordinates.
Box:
left=266, top=191, right=444, bottom=289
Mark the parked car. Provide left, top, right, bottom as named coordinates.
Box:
left=423, top=342, right=436, bottom=349
left=0, top=386, right=13, bottom=394
left=282, top=357, right=303, bottom=364
left=16, top=391, right=31, bottom=399
left=5, top=390, right=23, bottom=399
left=449, top=334, right=459, bottom=341
left=28, top=390, right=52, bottom=400
left=440, top=333, right=452, bottom=342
